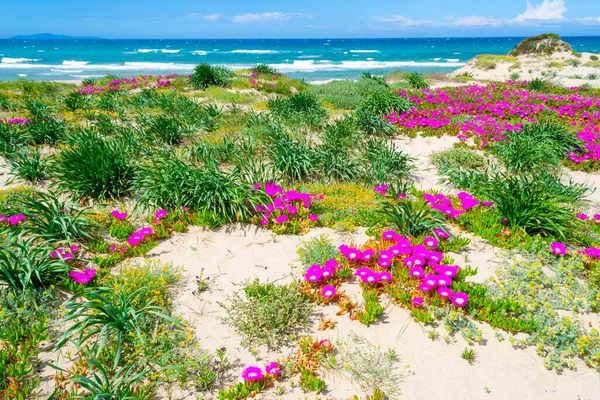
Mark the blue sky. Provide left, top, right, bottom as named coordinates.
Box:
left=1, top=0, right=599, bottom=38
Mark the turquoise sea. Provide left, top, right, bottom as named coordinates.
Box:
left=1, top=37, right=600, bottom=81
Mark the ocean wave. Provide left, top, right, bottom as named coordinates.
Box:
left=265, top=60, right=465, bottom=72
left=349, top=50, right=380, bottom=53
left=192, top=50, right=208, bottom=56
left=433, top=58, right=441, bottom=61
left=52, top=69, right=83, bottom=73
left=0, top=61, right=197, bottom=71
left=122, top=51, right=138, bottom=55
left=62, top=60, right=89, bottom=66
left=296, top=55, right=322, bottom=59
left=137, top=49, right=181, bottom=54
left=1, top=57, right=40, bottom=64
left=445, top=58, right=460, bottom=62
left=17, top=74, right=27, bottom=77
left=70, top=74, right=104, bottom=78
left=230, top=50, right=278, bottom=54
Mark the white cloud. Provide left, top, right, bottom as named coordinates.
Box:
left=575, top=16, right=600, bottom=24
left=513, top=0, right=567, bottom=22
left=232, top=12, right=305, bottom=23
left=187, top=13, right=221, bottom=21
left=446, top=15, right=502, bottom=27
left=370, top=15, right=435, bottom=30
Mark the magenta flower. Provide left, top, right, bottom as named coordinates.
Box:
left=437, top=287, right=453, bottom=299
left=309, top=214, right=319, bottom=222
left=68, top=268, right=96, bottom=284
left=412, top=297, right=424, bottom=307
left=155, top=209, right=168, bottom=219
left=451, top=292, right=469, bottom=307
left=418, top=283, right=433, bottom=292
left=594, top=214, right=600, bottom=221
left=374, top=185, right=389, bottom=196
left=378, top=271, right=392, bottom=282
left=321, top=285, right=337, bottom=298
left=584, top=247, right=600, bottom=257
left=409, top=266, right=425, bottom=278
left=0, top=215, right=6, bottom=223
left=109, top=245, right=117, bottom=252
left=274, top=215, right=288, bottom=224
left=241, top=366, right=264, bottom=382
left=576, top=213, right=589, bottom=220
left=423, top=236, right=439, bottom=249
left=382, top=230, right=398, bottom=240
left=397, top=193, right=407, bottom=200
left=9, top=214, right=26, bottom=225
left=265, top=362, right=281, bottom=376
left=265, top=183, right=283, bottom=197
left=324, top=259, right=338, bottom=270
left=360, top=249, right=375, bottom=261
left=550, top=242, right=567, bottom=255
left=361, top=272, right=378, bottom=284
left=70, top=245, right=80, bottom=253
left=433, top=228, right=449, bottom=239
left=111, top=210, right=128, bottom=220
left=305, top=265, right=323, bottom=282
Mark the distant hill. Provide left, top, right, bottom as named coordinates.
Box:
left=7, top=33, right=101, bottom=40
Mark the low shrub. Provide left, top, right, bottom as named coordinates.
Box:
left=190, top=63, right=235, bottom=90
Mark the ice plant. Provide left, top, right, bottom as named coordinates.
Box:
left=412, top=297, right=424, bottom=307
left=241, top=366, right=264, bottom=382
left=550, top=242, right=567, bottom=255
left=111, top=210, right=128, bottom=220
left=451, top=292, right=469, bottom=307
left=374, top=185, right=388, bottom=196
left=309, top=214, right=319, bottom=222
left=68, top=268, right=96, bottom=284
left=274, top=215, right=288, bottom=224
left=265, top=362, right=281, bottom=376
left=321, top=285, right=337, bottom=299
left=155, top=209, right=168, bottom=219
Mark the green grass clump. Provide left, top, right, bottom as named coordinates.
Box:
left=297, top=235, right=339, bottom=267
left=5, top=147, right=49, bottom=183
left=52, top=130, right=137, bottom=200
left=219, top=279, right=314, bottom=349
left=308, top=78, right=389, bottom=109
left=430, top=147, right=487, bottom=172
left=356, top=90, right=414, bottom=117
left=492, top=122, right=582, bottom=174
left=405, top=72, right=430, bottom=90
left=135, top=155, right=266, bottom=222
left=190, top=63, right=235, bottom=90
left=377, top=199, right=447, bottom=238
left=252, top=63, right=279, bottom=75
left=268, top=92, right=327, bottom=127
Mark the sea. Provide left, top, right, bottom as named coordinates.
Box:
left=1, top=37, right=600, bottom=82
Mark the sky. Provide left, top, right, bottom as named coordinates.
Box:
left=1, top=0, right=600, bottom=38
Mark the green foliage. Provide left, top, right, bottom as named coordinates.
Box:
left=135, top=154, right=266, bottom=221
left=461, top=348, right=477, bottom=364
left=64, top=91, right=92, bottom=111
left=356, top=90, right=414, bottom=117
left=430, top=147, right=486, bottom=172
left=0, top=237, right=69, bottom=291
left=25, top=118, right=68, bottom=145
left=12, top=191, right=96, bottom=242
left=56, top=286, right=178, bottom=368
left=361, top=137, right=414, bottom=185
left=252, top=64, right=278, bottom=75
left=219, top=279, right=314, bottom=349
left=0, top=122, right=24, bottom=155
left=145, top=114, right=189, bottom=145
left=308, top=77, right=389, bottom=109
left=190, top=63, right=235, bottom=90
left=377, top=199, right=447, bottom=238
left=264, top=131, right=315, bottom=182
left=297, top=235, right=339, bottom=267
left=526, top=78, right=548, bottom=91
left=268, top=92, right=327, bottom=127
left=299, top=369, right=326, bottom=392
left=405, top=72, right=429, bottom=89
left=52, top=130, right=137, bottom=200
left=5, top=147, right=49, bottom=183
left=492, top=122, right=582, bottom=174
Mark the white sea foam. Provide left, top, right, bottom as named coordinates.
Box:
left=52, top=69, right=83, bottom=73
left=445, top=58, right=460, bottom=62
left=62, top=60, right=89, bottom=66
left=433, top=58, right=441, bottom=61
left=17, top=74, right=27, bottom=77
left=349, top=50, right=380, bottom=53
left=296, top=55, right=322, bottom=59
left=122, top=51, right=138, bottom=55
left=1, top=57, right=39, bottom=64
left=137, top=49, right=157, bottom=53
left=265, top=60, right=465, bottom=72
left=192, top=50, right=208, bottom=56
left=230, top=50, right=278, bottom=54
left=367, top=57, right=374, bottom=61
left=161, top=49, right=180, bottom=53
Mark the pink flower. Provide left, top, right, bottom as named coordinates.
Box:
left=412, top=297, right=424, bottom=307
left=321, top=285, right=337, bottom=298
left=111, top=210, right=128, bottom=220
left=265, top=183, right=283, bottom=197
left=274, top=215, right=288, bottom=224
left=109, top=245, right=117, bottom=252
left=594, top=214, right=600, bottom=221
left=378, top=271, right=392, bottom=282
left=374, top=185, right=389, bottom=196
left=550, top=242, right=567, bottom=255
left=265, top=362, right=281, bottom=376
left=309, top=214, right=319, bottom=222
left=139, top=227, right=154, bottom=236
left=409, top=266, right=425, bottom=278
left=70, top=245, right=80, bottom=253
left=576, top=213, right=589, bottom=220
left=68, top=269, right=96, bottom=285
left=241, top=366, right=264, bottom=382
left=397, top=193, right=407, bottom=200
left=360, top=249, right=375, bottom=261
left=423, top=236, right=439, bottom=249
left=305, top=265, right=323, bottom=282
left=0, top=215, right=6, bottom=223
left=451, top=292, right=469, bottom=307
left=9, top=214, right=26, bottom=225
left=155, top=209, right=168, bottom=219
left=433, top=228, right=449, bottom=239
left=437, top=287, right=453, bottom=299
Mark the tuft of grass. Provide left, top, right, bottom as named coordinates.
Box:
left=430, top=147, right=486, bottom=172
left=405, top=72, right=429, bottom=89
left=461, top=348, right=477, bottom=364
left=190, top=63, right=235, bottom=90
left=52, top=130, right=137, bottom=200
left=268, top=92, right=327, bottom=127
left=308, top=78, right=389, bottom=109
left=5, top=147, right=49, bottom=183
left=356, top=90, right=414, bottom=117
left=219, top=279, right=314, bottom=349
left=377, top=199, right=448, bottom=238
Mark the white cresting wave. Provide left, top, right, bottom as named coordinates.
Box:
left=230, top=50, right=278, bottom=54
left=62, top=60, right=89, bottom=66
left=137, top=49, right=181, bottom=53
left=191, top=50, right=208, bottom=55
left=0, top=60, right=466, bottom=73
left=1, top=57, right=40, bottom=64
left=349, top=50, right=380, bottom=53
